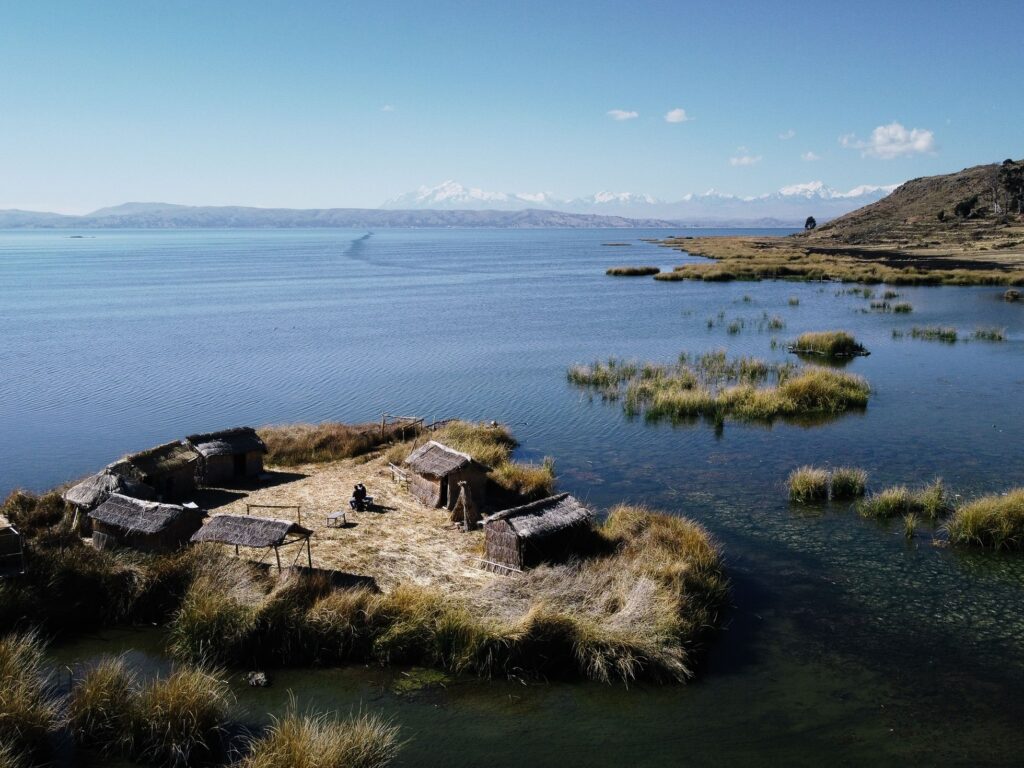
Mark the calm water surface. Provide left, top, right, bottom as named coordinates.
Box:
left=4, top=228, right=1024, bottom=766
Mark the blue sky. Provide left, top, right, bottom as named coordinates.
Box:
left=2, top=0, right=1022, bottom=212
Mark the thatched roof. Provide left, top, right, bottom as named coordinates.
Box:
left=186, top=427, right=267, bottom=458
left=191, top=514, right=313, bottom=548
left=88, top=493, right=192, bottom=535
left=404, top=441, right=478, bottom=477
left=482, top=493, right=593, bottom=539
left=64, top=471, right=156, bottom=509
left=0, top=513, right=12, bottom=532
left=113, top=441, right=199, bottom=478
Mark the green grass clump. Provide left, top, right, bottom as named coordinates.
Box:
left=0, top=631, right=61, bottom=757
left=869, top=300, right=891, bottom=312
left=488, top=457, right=556, bottom=501
left=910, top=326, right=958, bottom=343
left=903, top=512, right=920, bottom=539
left=788, top=467, right=829, bottom=502
left=238, top=706, right=402, bottom=768
left=68, top=656, right=137, bottom=754
left=606, top=266, right=660, bottom=276
left=858, top=480, right=949, bottom=520
left=946, top=489, right=1024, bottom=550
left=892, top=302, right=913, bottom=313
left=972, top=326, right=1005, bottom=341
left=882, top=290, right=901, bottom=299
left=829, top=467, right=868, bottom=499
left=790, top=331, right=867, bottom=357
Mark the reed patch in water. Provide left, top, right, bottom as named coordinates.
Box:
left=858, top=480, right=949, bottom=520
left=946, top=488, right=1024, bottom=550
left=788, top=331, right=868, bottom=358
left=0, top=631, right=61, bottom=758
left=972, top=327, right=1005, bottom=341
left=909, top=326, right=958, bottom=343
left=606, top=266, right=660, bottom=276
left=788, top=467, right=829, bottom=503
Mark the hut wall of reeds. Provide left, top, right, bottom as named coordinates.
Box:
left=482, top=493, right=593, bottom=571
left=185, top=427, right=267, bottom=486
left=108, top=441, right=200, bottom=501
left=403, top=441, right=488, bottom=511
left=88, top=493, right=203, bottom=553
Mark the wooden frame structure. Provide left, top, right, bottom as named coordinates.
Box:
left=191, top=514, right=314, bottom=570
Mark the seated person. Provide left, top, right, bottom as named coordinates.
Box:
left=350, top=483, right=368, bottom=511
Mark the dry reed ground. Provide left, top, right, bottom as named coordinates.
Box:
left=198, top=455, right=495, bottom=597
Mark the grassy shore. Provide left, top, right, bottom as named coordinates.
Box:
left=569, top=352, right=868, bottom=426
left=0, top=631, right=61, bottom=761
left=649, top=235, right=1024, bottom=286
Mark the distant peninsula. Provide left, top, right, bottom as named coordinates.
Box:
left=0, top=202, right=678, bottom=229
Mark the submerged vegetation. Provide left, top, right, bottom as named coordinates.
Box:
left=788, top=331, right=867, bottom=358
left=569, top=351, right=869, bottom=426
left=606, top=266, right=660, bottom=276
left=787, top=466, right=867, bottom=502
left=946, top=489, right=1024, bottom=550
left=972, top=326, right=1006, bottom=341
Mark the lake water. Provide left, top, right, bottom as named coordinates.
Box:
left=5, top=228, right=1024, bottom=766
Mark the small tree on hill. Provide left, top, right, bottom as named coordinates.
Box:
left=999, top=160, right=1024, bottom=214
left=804, top=216, right=817, bottom=230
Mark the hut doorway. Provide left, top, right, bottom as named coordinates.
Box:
left=438, top=480, right=449, bottom=509
left=233, top=454, right=246, bottom=477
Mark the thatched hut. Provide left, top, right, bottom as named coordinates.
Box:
left=0, top=513, right=24, bottom=577
left=191, top=514, right=313, bottom=570
left=185, top=427, right=267, bottom=486
left=63, top=470, right=156, bottom=512
left=109, top=441, right=200, bottom=501
left=481, top=493, right=593, bottom=572
left=88, top=493, right=204, bottom=553
left=403, top=440, right=488, bottom=511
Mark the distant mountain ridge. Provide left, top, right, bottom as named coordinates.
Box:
left=0, top=204, right=676, bottom=230
left=382, top=179, right=899, bottom=224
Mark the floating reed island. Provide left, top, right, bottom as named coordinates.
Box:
left=0, top=419, right=727, bottom=689
left=568, top=350, right=870, bottom=426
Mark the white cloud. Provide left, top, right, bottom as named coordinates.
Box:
left=607, top=109, right=639, bottom=121
left=729, top=154, right=762, bottom=167
left=840, top=121, right=935, bottom=159
left=801, top=151, right=821, bottom=161
left=381, top=104, right=395, bottom=112
left=778, top=129, right=796, bottom=140
left=664, top=108, right=692, bottom=123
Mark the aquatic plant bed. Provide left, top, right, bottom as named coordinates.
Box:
left=568, top=351, right=869, bottom=425
left=946, top=488, right=1024, bottom=550
left=787, top=331, right=868, bottom=358
left=606, top=265, right=660, bottom=276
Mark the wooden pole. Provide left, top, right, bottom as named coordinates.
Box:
left=306, top=538, right=312, bottom=568
left=274, top=545, right=281, bottom=571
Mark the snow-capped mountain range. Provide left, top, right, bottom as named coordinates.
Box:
left=382, top=180, right=900, bottom=224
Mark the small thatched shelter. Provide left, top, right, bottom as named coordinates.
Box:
left=404, top=440, right=488, bottom=511
left=191, top=514, right=313, bottom=569
left=0, top=513, right=24, bottom=577
left=88, top=493, right=204, bottom=553
left=109, top=441, right=200, bottom=501
left=63, top=470, right=156, bottom=512
left=481, top=493, right=594, bottom=572
left=185, top=427, right=267, bottom=486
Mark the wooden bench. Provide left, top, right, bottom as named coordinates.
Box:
left=326, top=510, right=347, bottom=528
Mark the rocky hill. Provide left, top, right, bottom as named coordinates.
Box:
left=802, top=158, right=1024, bottom=250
